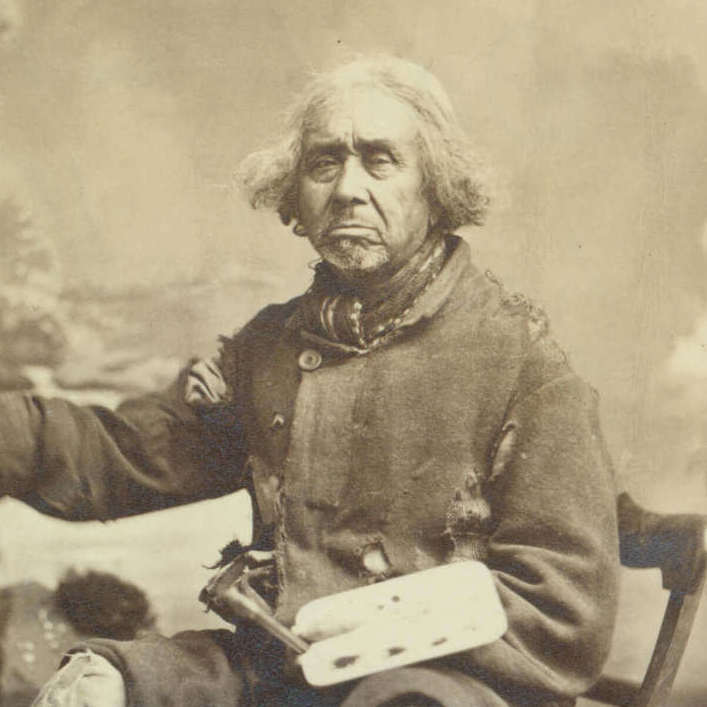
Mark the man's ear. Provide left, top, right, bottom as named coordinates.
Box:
left=428, top=205, right=443, bottom=232
left=422, top=181, right=444, bottom=232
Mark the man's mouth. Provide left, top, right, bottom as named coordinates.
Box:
left=325, top=224, right=380, bottom=242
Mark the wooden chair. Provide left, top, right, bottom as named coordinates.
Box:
left=585, top=492, right=707, bottom=706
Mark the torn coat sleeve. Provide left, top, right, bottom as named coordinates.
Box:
left=448, top=374, right=620, bottom=703
left=0, top=362, right=248, bottom=520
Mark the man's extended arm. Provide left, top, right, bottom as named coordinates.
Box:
left=0, top=361, right=248, bottom=520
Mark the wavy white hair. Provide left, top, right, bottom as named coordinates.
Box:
left=237, top=55, right=488, bottom=232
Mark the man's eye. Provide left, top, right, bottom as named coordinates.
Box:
left=308, top=156, right=340, bottom=181
left=313, top=156, right=338, bottom=168
left=366, top=152, right=394, bottom=166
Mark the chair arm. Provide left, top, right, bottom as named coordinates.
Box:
left=617, top=492, right=706, bottom=593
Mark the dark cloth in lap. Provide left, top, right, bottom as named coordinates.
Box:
left=76, top=627, right=353, bottom=706
left=76, top=628, right=573, bottom=706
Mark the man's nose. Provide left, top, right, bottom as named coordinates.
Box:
left=332, top=157, right=370, bottom=205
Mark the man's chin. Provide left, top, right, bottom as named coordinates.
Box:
left=318, top=244, right=388, bottom=279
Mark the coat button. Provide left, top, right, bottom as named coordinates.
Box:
left=298, top=349, right=322, bottom=371
left=270, top=413, right=286, bottom=430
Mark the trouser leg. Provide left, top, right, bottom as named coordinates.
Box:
left=33, top=629, right=248, bottom=707
left=31, top=629, right=515, bottom=707
left=341, top=666, right=510, bottom=707
left=31, top=625, right=352, bottom=707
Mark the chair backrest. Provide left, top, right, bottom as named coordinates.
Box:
left=584, top=492, right=706, bottom=706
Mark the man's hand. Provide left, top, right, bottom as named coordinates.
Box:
left=292, top=545, right=392, bottom=642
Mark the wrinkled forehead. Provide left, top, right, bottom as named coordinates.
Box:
left=301, top=84, right=423, bottom=153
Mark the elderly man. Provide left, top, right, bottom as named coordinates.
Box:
left=2, top=56, right=619, bottom=706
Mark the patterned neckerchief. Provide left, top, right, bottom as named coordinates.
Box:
left=301, top=234, right=449, bottom=351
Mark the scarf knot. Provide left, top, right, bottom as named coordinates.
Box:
left=302, top=235, right=449, bottom=350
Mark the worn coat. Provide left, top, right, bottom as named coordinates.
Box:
left=0, top=237, right=619, bottom=705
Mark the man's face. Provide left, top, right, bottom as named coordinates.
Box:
left=296, top=86, right=433, bottom=280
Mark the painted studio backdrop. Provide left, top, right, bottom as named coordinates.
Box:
left=1, top=1, right=706, bottom=703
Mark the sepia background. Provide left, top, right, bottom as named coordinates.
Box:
left=1, top=0, right=705, bottom=703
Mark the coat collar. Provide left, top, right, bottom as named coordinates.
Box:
left=285, top=235, right=489, bottom=355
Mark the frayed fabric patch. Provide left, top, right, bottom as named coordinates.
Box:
left=490, top=422, right=519, bottom=482
left=184, top=357, right=231, bottom=407
left=444, top=466, right=491, bottom=562
left=485, top=269, right=550, bottom=343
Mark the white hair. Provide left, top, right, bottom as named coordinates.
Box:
left=238, top=55, right=488, bottom=231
